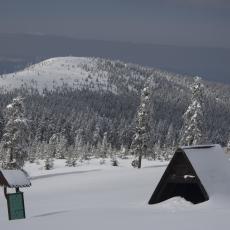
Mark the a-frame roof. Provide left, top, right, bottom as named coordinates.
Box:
left=182, top=144, right=230, bottom=198
left=149, top=144, right=230, bottom=204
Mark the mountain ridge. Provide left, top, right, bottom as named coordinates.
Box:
left=0, top=33, right=229, bottom=84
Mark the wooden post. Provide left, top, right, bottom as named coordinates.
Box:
left=4, top=186, right=7, bottom=198
left=138, top=155, right=142, bottom=169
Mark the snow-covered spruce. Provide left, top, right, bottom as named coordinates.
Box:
left=130, top=85, right=151, bottom=168
left=180, top=76, right=205, bottom=146
left=1, top=97, right=29, bottom=169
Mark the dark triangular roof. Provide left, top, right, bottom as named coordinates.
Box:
left=148, top=144, right=230, bottom=204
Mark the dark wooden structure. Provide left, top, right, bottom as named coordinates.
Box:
left=148, top=145, right=222, bottom=205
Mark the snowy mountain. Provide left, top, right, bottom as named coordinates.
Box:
left=0, top=56, right=228, bottom=98
left=0, top=56, right=201, bottom=95
left=1, top=33, right=230, bottom=84
left=0, top=56, right=167, bottom=96
left=0, top=57, right=116, bottom=92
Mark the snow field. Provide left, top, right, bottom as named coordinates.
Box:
left=0, top=158, right=230, bottom=229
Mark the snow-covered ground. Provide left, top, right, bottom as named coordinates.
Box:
left=0, top=158, right=230, bottom=230
left=24, top=158, right=167, bottom=178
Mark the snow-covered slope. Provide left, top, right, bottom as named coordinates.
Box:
left=0, top=56, right=195, bottom=96
left=0, top=160, right=230, bottom=230
left=1, top=56, right=229, bottom=101
left=0, top=57, right=116, bottom=92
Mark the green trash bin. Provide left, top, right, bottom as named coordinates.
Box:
left=6, top=192, right=26, bottom=220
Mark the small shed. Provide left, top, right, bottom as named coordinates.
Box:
left=0, top=169, right=31, bottom=188
left=148, top=144, right=230, bottom=204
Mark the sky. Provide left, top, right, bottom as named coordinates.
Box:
left=1, top=0, right=230, bottom=48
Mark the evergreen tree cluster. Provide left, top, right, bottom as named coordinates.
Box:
left=0, top=58, right=230, bottom=168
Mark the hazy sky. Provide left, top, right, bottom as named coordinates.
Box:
left=1, top=0, right=230, bottom=47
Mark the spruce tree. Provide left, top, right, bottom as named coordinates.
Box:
left=55, top=134, right=67, bottom=159
left=130, top=85, right=150, bottom=168
left=2, top=97, right=29, bottom=169
left=28, top=139, right=37, bottom=163
left=49, top=134, right=58, bottom=157
left=110, top=145, right=118, bottom=166
left=100, top=132, right=108, bottom=161
left=180, top=76, right=205, bottom=146
left=44, top=142, right=54, bottom=170
left=153, top=140, right=161, bottom=161
left=75, top=134, right=83, bottom=161
left=66, top=145, right=77, bottom=167
left=161, top=124, right=175, bottom=161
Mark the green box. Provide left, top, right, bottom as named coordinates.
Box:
left=6, top=192, right=25, bottom=220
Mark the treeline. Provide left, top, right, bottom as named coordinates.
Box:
left=0, top=58, right=230, bottom=167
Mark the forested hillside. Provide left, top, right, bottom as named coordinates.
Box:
left=0, top=57, right=230, bottom=163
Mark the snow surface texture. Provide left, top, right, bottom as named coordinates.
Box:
left=0, top=169, right=31, bottom=188
left=0, top=158, right=230, bottom=229
left=0, top=57, right=116, bottom=93
left=184, top=145, right=230, bottom=201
